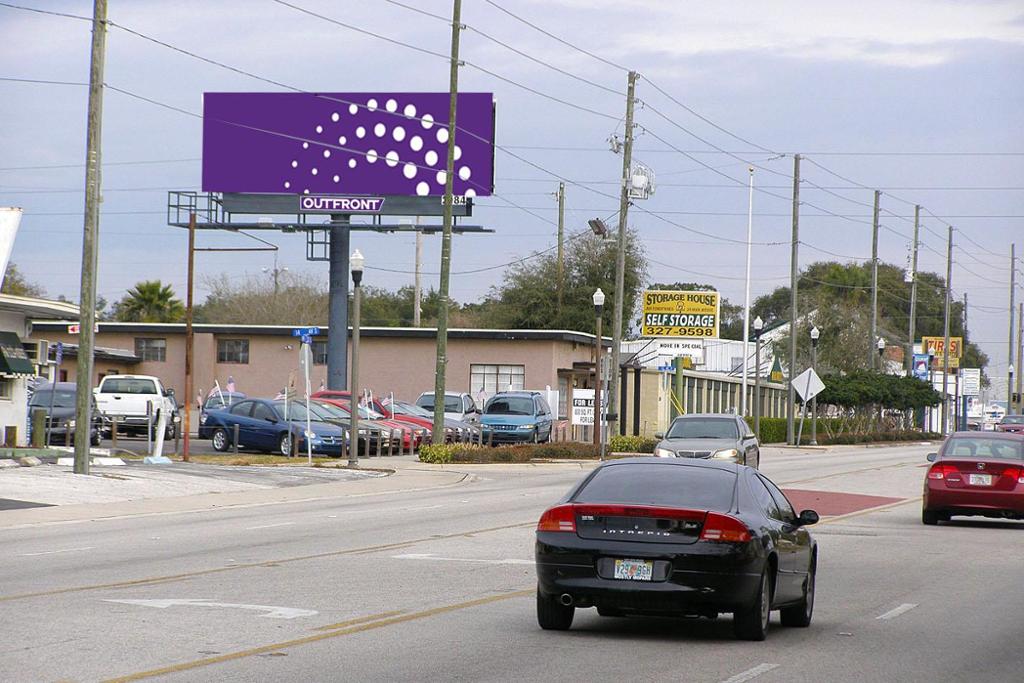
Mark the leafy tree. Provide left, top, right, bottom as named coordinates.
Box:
left=1, top=262, right=45, bottom=297
left=476, top=230, right=647, bottom=336
left=111, top=280, right=185, bottom=323
left=195, top=272, right=326, bottom=325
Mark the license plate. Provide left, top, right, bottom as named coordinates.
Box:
left=613, top=558, right=653, bottom=581
left=968, top=473, right=992, bottom=486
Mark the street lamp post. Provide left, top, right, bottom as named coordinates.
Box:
left=348, top=249, right=364, bottom=468
left=753, top=316, right=764, bottom=440
left=1011, top=364, right=1016, bottom=415
left=593, top=288, right=605, bottom=458
left=810, top=326, right=820, bottom=446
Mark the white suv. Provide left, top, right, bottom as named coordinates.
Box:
left=415, top=391, right=480, bottom=425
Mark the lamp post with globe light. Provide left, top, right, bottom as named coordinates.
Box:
left=877, top=337, right=886, bottom=368
left=348, top=249, right=364, bottom=467
left=810, top=326, right=820, bottom=445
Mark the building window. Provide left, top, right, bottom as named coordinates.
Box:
left=217, top=339, right=250, bottom=364
left=470, top=364, right=525, bottom=395
left=0, top=377, right=12, bottom=400
left=312, top=341, right=328, bottom=365
left=135, top=338, right=167, bottom=362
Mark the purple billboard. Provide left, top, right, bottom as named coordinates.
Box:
left=202, top=92, right=495, bottom=197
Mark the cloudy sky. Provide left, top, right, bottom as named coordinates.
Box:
left=1, top=0, right=1022, bottom=396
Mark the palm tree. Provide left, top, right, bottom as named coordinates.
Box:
left=114, top=280, right=185, bottom=322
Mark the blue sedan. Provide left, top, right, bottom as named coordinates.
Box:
left=202, top=398, right=346, bottom=456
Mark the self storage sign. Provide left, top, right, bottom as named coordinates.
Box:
left=641, top=290, right=720, bottom=338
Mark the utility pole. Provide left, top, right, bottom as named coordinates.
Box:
left=73, top=0, right=108, bottom=475
left=413, top=223, right=422, bottom=326
left=941, top=225, right=953, bottom=434
left=556, top=182, right=565, bottom=313
left=741, top=167, right=754, bottom=416
left=608, top=70, right=638, bottom=438
left=869, top=190, right=881, bottom=369
left=431, top=0, right=462, bottom=444
left=906, top=205, right=921, bottom=376
left=1009, top=243, right=1016, bottom=412
left=1017, top=301, right=1023, bottom=414
left=786, top=154, right=801, bottom=445
left=182, top=213, right=195, bottom=462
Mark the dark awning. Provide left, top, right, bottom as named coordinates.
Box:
left=0, top=331, right=35, bottom=376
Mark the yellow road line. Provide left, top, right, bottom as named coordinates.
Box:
left=102, top=590, right=533, bottom=682
left=0, top=521, right=534, bottom=603
left=311, top=610, right=405, bottom=631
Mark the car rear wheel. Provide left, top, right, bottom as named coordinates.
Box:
left=734, top=568, right=771, bottom=641
left=922, top=509, right=940, bottom=525
left=211, top=428, right=229, bottom=452
left=780, top=556, right=815, bottom=627
left=536, top=588, right=574, bottom=630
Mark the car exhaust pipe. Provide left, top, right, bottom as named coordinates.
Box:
left=559, top=594, right=574, bottom=606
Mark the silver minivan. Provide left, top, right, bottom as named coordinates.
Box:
left=415, top=391, right=481, bottom=425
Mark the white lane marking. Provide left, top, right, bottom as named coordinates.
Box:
left=392, top=553, right=533, bottom=566
left=104, top=598, right=318, bottom=619
left=19, top=546, right=95, bottom=557
left=876, top=603, right=918, bottom=620
left=245, top=522, right=295, bottom=530
left=720, top=663, right=779, bottom=683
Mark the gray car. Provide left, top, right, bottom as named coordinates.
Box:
left=653, top=413, right=760, bottom=468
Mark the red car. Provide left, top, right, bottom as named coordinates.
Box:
left=311, top=396, right=421, bottom=450
left=922, top=432, right=1024, bottom=525
left=312, top=391, right=434, bottom=441
left=996, top=415, right=1024, bottom=434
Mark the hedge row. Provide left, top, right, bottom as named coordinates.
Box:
left=419, top=442, right=601, bottom=464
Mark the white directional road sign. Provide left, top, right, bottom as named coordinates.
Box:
left=960, top=368, right=981, bottom=396
left=791, top=368, right=826, bottom=402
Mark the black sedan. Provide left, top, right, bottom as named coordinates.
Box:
left=535, top=458, right=819, bottom=640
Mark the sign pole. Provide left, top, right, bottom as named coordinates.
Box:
left=304, top=342, right=312, bottom=465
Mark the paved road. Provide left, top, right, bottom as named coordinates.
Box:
left=1, top=444, right=1021, bottom=682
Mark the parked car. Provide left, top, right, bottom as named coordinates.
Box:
left=392, top=400, right=479, bottom=442
left=535, top=457, right=818, bottom=639
left=309, top=399, right=406, bottom=454
left=480, top=391, right=554, bottom=444
left=654, top=413, right=760, bottom=468
left=922, top=432, right=1024, bottom=524
left=415, top=391, right=481, bottom=425
left=995, top=415, right=1024, bottom=434
left=198, top=392, right=247, bottom=439
left=313, top=397, right=421, bottom=450
left=27, top=382, right=104, bottom=446
left=202, top=398, right=346, bottom=456
left=93, top=375, right=178, bottom=439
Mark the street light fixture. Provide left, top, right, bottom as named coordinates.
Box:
left=810, top=326, right=820, bottom=446
left=588, top=218, right=609, bottom=237
left=753, top=316, right=764, bottom=440
left=593, top=288, right=605, bottom=459
left=348, top=249, right=365, bottom=467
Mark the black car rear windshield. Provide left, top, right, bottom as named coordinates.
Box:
left=574, top=463, right=735, bottom=511
left=667, top=417, right=738, bottom=440
left=943, top=437, right=1023, bottom=460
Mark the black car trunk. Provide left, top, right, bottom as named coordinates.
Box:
left=574, top=505, right=708, bottom=545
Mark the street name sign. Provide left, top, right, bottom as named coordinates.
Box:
left=292, top=326, right=321, bottom=337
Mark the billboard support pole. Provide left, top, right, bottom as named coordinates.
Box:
left=432, top=0, right=463, bottom=444
left=327, top=215, right=351, bottom=391
left=74, top=0, right=108, bottom=476
left=942, top=225, right=953, bottom=434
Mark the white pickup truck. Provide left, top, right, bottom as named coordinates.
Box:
left=93, top=374, right=178, bottom=439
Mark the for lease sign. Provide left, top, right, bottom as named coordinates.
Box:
left=641, top=290, right=720, bottom=338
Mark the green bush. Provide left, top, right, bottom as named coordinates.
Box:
left=745, top=416, right=788, bottom=444
left=608, top=435, right=657, bottom=453
left=418, top=443, right=458, bottom=464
